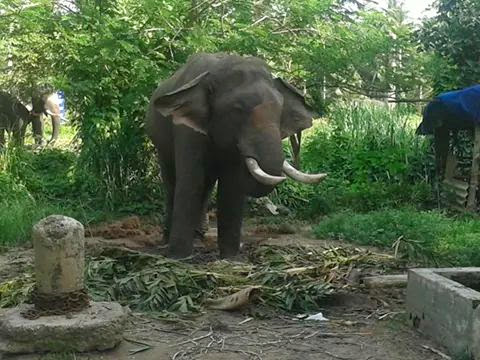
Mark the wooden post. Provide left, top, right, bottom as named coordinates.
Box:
left=434, top=126, right=450, bottom=179
left=444, top=153, right=458, bottom=180
left=467, top=126, right=480, bottom=211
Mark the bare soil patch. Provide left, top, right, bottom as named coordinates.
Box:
left=85, top=216, right=162, bottom=251
left=0, top=216, right=449, bottom=360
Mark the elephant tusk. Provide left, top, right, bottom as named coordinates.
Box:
left=45, top=109, right=67, bottom=121
left=245, top=158, right=286, bottom=186
left=46, top=109, right=59, bottom=116
left=282, top=160, right=327, bottom=184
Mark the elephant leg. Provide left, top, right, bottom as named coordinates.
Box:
left=11, top=128, right=22, bottom=146
left=49, top=115, right=61, bottom=144
left=11, top=119, right=25, bottom=146
left=217, top=169, right=246, bottom=259
left=434, top=126, right=449, bottom=178
left=194, top=179, right=215, bottom=241
left=32, top=115, right=45, bottom=146
left=169, top=127, right=208, bottom=258
left=159, top=162, right=175, bottom=245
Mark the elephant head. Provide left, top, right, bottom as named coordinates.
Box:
left=30, top=90, right=62, bottom=145
left=152, top=54, right=326, bottom=196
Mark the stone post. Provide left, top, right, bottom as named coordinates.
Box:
left=0, top=214, right=126, bottom=355
left=32, top=215, right=85, bottom=294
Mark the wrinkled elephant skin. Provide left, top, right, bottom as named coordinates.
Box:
left=0, top=92, right=32, bottom=148
left=145, top=52, right=325, bottom=259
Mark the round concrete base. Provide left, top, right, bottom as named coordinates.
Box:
left=0, top=301, right=127, bottom=354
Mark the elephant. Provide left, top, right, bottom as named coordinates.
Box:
left=0, top=91, right=32, bottom=148
left=145, top=53, right=326, bottom=259
left=30, top=91, right=62, bottom=146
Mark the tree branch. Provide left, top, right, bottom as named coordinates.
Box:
left=307, top=80, right=433, bottom=104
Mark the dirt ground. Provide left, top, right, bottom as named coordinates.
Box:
left=0, top=217, right=450, bottom=360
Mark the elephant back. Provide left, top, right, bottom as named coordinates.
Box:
left=0, top=91, right=30, bottom=128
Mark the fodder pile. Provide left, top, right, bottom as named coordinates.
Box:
left=0, top=245, right=397, bottom=314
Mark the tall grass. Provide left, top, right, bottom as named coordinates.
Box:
left=272, top=103, right=435, bottom=216
left=314, top=208, right=480, bottom=266
left=302, top=103, right=432, bottom=183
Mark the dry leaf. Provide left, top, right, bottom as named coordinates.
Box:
left=206, top=286, right=261, bottom=311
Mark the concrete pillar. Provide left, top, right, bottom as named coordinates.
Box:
left=32, top=215, right=85, bottom=294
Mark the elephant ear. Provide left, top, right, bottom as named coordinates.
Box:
left=274, top=78, right=315, bottom=139
left=153, top=71, right=210, bottom=135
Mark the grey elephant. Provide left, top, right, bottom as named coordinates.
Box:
left=0, top=91, right=32, bottom=148
left=146, top=53, right=326, bottom=259
left=30, top=91, right=62, bottom=146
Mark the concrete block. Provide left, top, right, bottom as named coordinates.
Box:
left=407, top=268, right=480, bottom=359
left=0, top=302, right=127, bottom=354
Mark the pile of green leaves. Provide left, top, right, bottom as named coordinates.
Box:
left=0, top=245, right=396, bottom=314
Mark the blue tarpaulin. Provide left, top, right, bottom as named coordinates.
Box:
left=57, top=91, right=67, bottom=123
left=417, top=85, right=480, bottom=135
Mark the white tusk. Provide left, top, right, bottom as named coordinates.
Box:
left=282, top=160, right=327, bottom=184
left=245, top=158, right=286, bottom=186
left=46, top=109, right=61, bottom=117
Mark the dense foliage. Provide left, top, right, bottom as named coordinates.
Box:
left=272, top=104, right=434, bottom=215
left=420, top=0, right=480, bottom=92
left=0, top=0, right=435, bottom=206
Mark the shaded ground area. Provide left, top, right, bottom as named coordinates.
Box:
left=0, top=217, right=449, bottom=360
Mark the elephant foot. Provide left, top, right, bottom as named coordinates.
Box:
left=169, top=251, right=193, bottom=260
left=219, top=240, right=243, bottom=260
left=33, top=139, right=47, bottom=149
left=219, top=247, right=241, bottom=259
left=219, top=252, right=242, bottom=261
left=47, top=139, right=57, bottom=147
left=168, top=239, right=193, bottom=259
left=194, top=229, right=206, bottom=244
left=160, top=232, right=169, bottom=245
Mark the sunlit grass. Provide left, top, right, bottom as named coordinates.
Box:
left=314, top=208, right=480, bottom=266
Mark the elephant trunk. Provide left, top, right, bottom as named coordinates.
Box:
left=282, top=160, right=327, bottom=184
left=31, top=115, right=44, bottom=144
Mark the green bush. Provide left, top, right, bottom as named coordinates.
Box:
left=6, top=149, right=77, bottom=199
left=314, top=208, right=480, bottom=266
left=302, top=103, right=431, bottom=179
left=277, top=103, right=435, bottom=217
left=0, top=145, right=163, bottom=247
left=0, top=198, right=66, bottom=246
left=0, top=172, right=30, bottom=204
